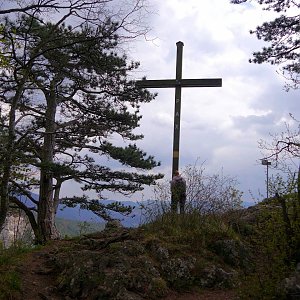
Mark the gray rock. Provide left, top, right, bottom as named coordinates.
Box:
left=147, top=239, right=170, bottom=261
left=281, top=263, right=300, bottom=299
left=161, top=256, right=196, bottom=286
left=211, top=239, right=252, bottom=270
left=199, top=265, right=237, bottom=288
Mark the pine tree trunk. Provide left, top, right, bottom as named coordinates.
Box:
left=0, top=175, right=10, bottom=233
left=54, top=179, right=62, bottom=214
left=37, top=171, right=59, bottom=242
left=37, top=84, right=59, bottom=243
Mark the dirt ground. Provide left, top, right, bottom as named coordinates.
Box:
left=163, top=290, right=236, bottom=300
left=18, top=241, right=67, bottom=300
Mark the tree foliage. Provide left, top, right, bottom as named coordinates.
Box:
left=231, top=0, right=300, bottom=89
left=238, top=171, right=300, bottom=299
left=0, top=0, right=163, bottom=243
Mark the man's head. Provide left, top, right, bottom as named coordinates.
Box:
left=174, top=170, right=180, bottom=176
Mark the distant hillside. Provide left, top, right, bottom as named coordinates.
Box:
left=55, top=218, right=105, bottom=237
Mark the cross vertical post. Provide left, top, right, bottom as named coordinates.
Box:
left=173, top=41, right=184, bottom=176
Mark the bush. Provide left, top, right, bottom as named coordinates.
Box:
left=237, top=172, right=300, bottom=299
left=142, top=162, right=243, bottom=224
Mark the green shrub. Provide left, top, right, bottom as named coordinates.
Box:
left=237, top=198, right=299, bottom=299
left=142, top=211, right=238, bottom=254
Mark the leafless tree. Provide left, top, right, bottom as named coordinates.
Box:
left=258, top=114, right=300, bottom=171
left=143, top=162, right=243, bottom=222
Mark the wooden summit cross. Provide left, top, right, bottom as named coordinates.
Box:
left=137, top=41, right=222, bottom=177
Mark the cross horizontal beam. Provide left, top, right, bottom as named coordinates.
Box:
left=136, top=78, right=222, bottom=88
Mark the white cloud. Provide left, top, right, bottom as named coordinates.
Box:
left=50, top=0, right=298, bottom=204
left=126, top=0, right=300, bottom=203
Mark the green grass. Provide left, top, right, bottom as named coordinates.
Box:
left=0, top=244, right=40, bottom=299
left=141, top=211, right=238, bottom=253
left=0, top=271, right=21, bottom=300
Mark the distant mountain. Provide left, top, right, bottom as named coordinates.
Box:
left=57, top=200, right=146, bottom=228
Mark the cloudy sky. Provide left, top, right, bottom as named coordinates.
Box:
left=7, top=0, right=295, bottom=204
left=116, top=0, right=300, bottom=203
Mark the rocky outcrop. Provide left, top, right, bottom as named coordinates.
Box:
left=0, top=209, right=33, bottom=248
left=210, top=239, right=253, bottom=272
left=54, top=228, right=169, bottom=299
left=49, top=225, right=240, bottom=299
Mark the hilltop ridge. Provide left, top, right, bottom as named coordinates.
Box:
left=1, top=200, right=299, bottom=300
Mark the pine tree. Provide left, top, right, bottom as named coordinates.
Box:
left=0, top=2, right=162, bottom=243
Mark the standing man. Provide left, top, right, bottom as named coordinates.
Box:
left=170, top=170, right=186, bottom=214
